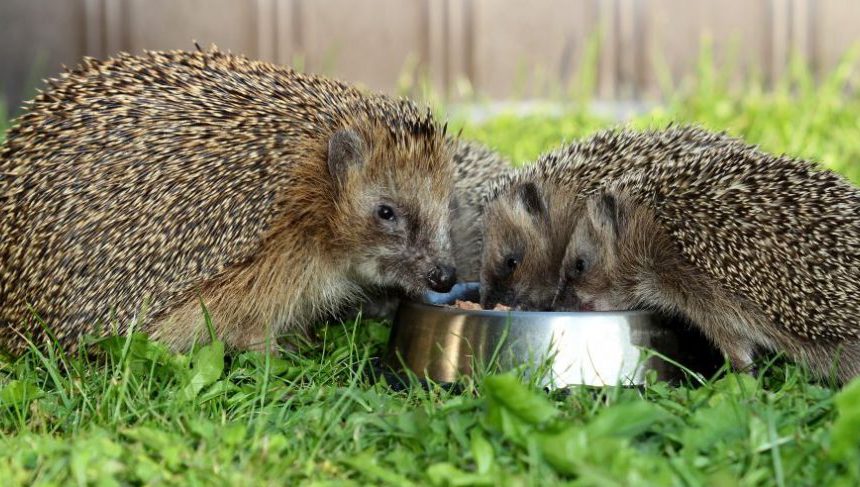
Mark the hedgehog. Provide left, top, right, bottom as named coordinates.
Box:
left=0, top=46, right=457, bottom=354
left=478, top=125, right=737, bottom=310
left=346, top=136, right=512, bottom=320
left=554, top=137, right=860, bottom=382
left=449, top=137, right=514, bottom=281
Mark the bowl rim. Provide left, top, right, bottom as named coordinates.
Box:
left=400, top=299, right=657, bottom=319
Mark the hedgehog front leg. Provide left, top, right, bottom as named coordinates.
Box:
left=655, top=279, right=763, bottom=374
left=225, top=323, right=278, bottom=354
left=688, top=305, right=769, bottom=375
left=150, top=295, right=277, bottom=354
left=718, top=336, right=756, bottom=373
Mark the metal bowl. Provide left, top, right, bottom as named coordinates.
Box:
left=384, top=283, right=722, bottom=388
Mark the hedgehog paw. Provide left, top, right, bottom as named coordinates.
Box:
left=726, top=347, right=756, bottom=374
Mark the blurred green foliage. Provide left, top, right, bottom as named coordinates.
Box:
left=455, top=50, right=860, bottom=185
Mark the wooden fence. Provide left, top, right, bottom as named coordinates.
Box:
left=2, top=0, right=859, bottom=111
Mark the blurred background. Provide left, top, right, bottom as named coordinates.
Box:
left=2, top=0, right=860, bottom=111
left=1, top=0, right=859, bottom=181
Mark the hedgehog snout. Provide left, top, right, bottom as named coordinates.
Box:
left=476, top=275, right=522, bottom=308
left=479, top=282, right=507, bottom=310
left=427, top=264, right=456, bottom=293
left=510, top=289, right=556, bottom=311
left=552, top=276, right=581, bottom=311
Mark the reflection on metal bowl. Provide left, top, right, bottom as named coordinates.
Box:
left=384, top=283, right=723, bottom=388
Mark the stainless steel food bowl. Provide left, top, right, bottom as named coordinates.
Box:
left=384, top=283, right=722, bottom=388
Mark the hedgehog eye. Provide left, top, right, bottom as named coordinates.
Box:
left=376, top=204, right=396, bottom=222
left=573, top=258, right=587, bottom=277
left=499, top=254, right=520, bottom=279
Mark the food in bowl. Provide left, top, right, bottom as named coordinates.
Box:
left=450, top=300, right=511, bottom=311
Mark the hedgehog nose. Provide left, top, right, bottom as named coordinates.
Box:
left=428, top=265, right=456, bottom=293
left=552, top=278, right=577, bottom=310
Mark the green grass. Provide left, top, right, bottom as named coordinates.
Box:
left=2, top=54, right=860, bottom=485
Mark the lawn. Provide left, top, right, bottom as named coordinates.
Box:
left=1, top=57, right=860, bottom=486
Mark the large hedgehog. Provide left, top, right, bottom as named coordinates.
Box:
left=0, top=47, right=456, bottom=354
left=555, top=135, right=860, bottom=381
left=478, top=125, right=735, bottom=310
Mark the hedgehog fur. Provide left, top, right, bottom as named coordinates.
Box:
left=0, top=46, right=455, bottom=354
left=478, top=125, right=737, bottom=310
left=556, top=132, right=860, bottom=382
left=349, top=136, right=512, bottom=321
left=449, top=137, right=514, bottom=281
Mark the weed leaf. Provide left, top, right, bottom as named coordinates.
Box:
left=179, top=340, right=225, bottom=401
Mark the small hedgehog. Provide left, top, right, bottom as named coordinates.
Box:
left=348, top=136, right=511, bottom=320
left=555, top=137, right=860, bottom=382
left=479, top=125, right=735, bottom=310
left=449, top=137, right=514, bottom=281
left=0, top=47, right=456, bottom=354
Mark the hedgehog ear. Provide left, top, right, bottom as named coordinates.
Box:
left=589, top=191, right=624, bottom=242
left=516, top=182, right=546, bottom=218
left=328, top=128, right=366, bottom=191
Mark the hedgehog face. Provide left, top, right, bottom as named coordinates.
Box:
left=328, top=128, right=456, bottom=295
left=479, top=182, right=558, bottom=310
left=554, top=193, right=626, bottom=311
